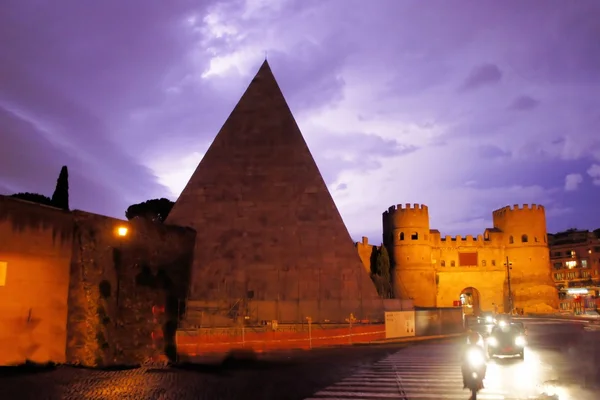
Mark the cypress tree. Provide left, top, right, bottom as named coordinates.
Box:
left=51, top=165, right=69, bottom=210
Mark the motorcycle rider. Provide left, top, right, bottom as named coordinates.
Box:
left=461, top=330, right=487, bottom=392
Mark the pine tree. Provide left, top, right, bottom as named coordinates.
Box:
left=376, top=246, right=392, bottom=298
left=51, top=165, right=69, bottom=210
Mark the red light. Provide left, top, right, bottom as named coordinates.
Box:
left=152, top=305, right=165, bottom=315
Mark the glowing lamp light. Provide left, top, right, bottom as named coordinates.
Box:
left=567, top=288, right=588, bottom=295
left=116, top=226, right=128, bottom=237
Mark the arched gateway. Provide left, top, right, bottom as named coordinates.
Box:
left=460, top=287, right=481, bottom=316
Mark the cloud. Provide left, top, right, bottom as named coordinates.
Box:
left=477, top=145, right=511, bottom=159
left=564, top=173, right=583, bottom=191
left=509, top=95, right=540, bottom=111
left=2, top=0, right=600, bottom=238
left=460, top=63, right=503, bottom=91
left=588, top=164, right=600, bottom=185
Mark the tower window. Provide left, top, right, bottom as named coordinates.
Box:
left=509, top=235, right=514, bottom=244
left=482, top=260, right=487, bottom=267
left=411, top=232, right=418, bottom=240
left=451, top=261, right=456, bottom=267
left=534, top=237, right=538, bottom=242
left=521, top=234, right=528, bottom=243
left=441, top=260, right=446, bottom=267
left=491, top=260, right=496, bottom=266
left=399, top=232, right=405, bottom=241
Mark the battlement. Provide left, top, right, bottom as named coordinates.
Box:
left=492, top=204, right=545, bottom=216
left=384, top=203, right=429, bottom=216
left=440, top=234, right=484, bottom=243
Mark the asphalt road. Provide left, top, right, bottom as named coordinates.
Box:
left=1, top=319, right=598, bottom=400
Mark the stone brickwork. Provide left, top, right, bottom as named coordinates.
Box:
left=381, top=203, right=558, bottom=313
left=166, top=61, right=381, bottom=324
left=0, top=195, right=196, bottom=367
left=66, top=211, right=195, bottom=366
left=0, top=196, right=73, bottom=366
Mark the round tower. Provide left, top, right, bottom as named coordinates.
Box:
left=492, top=204, right=558, bottom=313
left=383, top=203, right=435, bottom=307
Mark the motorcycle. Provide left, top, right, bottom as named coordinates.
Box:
left=462, top=345, right=487, bottom=400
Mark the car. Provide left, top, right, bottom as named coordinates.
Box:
left=480, top=312, right=495, bottom=324
left=486, top=323, right=526, bottom=359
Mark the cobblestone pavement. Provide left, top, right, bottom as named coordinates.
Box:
left=0, top=344, right=412, bottom=400
left=3, top=321, right=597, bottom=400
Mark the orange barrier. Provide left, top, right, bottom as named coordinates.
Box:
left=176, top=324, right=386, bottom=356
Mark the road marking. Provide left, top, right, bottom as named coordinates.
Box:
left=304, top=343, right=507, bottom=400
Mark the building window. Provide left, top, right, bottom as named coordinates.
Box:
left=482, top=260, right=487, bottom=267
left=570, top=250, right=576, bottom=258
left=521, top=234, right=528, bottom=243
left=509, top=236, right=514, bottom=244
left=491, top=260, right=496, bottom=266
left=411, top=232, right=419, bottom=240
left=451, top=261, right=456, bottom=267
left=594, top=246, right=600, bottom=253
left=0, top=261, right=6, bottom=286
left=582, top=260, right=588, bottom=268
left=400, top=232, right=405, bottom=241
left=553, top=251, right=562, bottom=257
left=565, top=260, right=577, bottom=269
left=441, top=260, right=446, bottom=267
left=553, top=262, right=562, bottom=270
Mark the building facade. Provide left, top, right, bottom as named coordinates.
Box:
left=548, top=229, right=600, bottom=313
left=357, top=203, right=559, bottom=314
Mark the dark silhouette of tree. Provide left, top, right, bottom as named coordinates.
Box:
left=594, top=228, right=600, bottom=239
left=10, top=192, right=54, bottom=206
left=370, top=245, right=392, bottom=299
left=51, top=165, right=69, bottom=210
left=125, top=198, right=174, bottom=223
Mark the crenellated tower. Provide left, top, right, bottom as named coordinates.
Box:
left=383, top=204, right=435, bottom=307
left=492, top=204, right=558, bottom=312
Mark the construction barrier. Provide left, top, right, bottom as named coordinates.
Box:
left=176, top=324, right=386, bottom=356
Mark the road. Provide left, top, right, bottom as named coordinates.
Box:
left=1, top=318, right=598, bottom=400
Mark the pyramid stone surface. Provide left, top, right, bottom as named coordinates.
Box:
left=166, top=61, right=381, bottom=322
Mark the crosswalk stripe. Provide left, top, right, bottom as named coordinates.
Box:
left=304, top=341, right=509, bottom=400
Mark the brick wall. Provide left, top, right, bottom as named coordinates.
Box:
left=0, top=196, right=196, bottom=367
left=66, top=211, right=196, bottom=366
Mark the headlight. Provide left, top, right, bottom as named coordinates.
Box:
left=487, top=337, right=498, bottom=347
left=485, top=316, right=493, bottom=323
left=515, top=336, right=526, bottom=347
left=467, top=348, right=485, bottom=367
left=498, top=320, right=507, bottom=327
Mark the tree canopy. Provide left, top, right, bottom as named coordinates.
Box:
left=125, top=198, right=174, bottom=223
left=369, top=245, right=393, bottom=299
left=9, top=165, right=70, bottom=209
left=51, top=166, right=69, bottom=210
left=10, top=192, right=54, bottom=206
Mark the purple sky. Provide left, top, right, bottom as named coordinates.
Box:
left=1, top=0, right=600, bottom=243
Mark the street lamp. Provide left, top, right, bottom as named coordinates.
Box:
left=114, top=225, right=129, bottom=306
left=504, top=257, right=513, bottom=315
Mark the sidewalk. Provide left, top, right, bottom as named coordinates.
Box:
left=179, top=332, right=465, bottom=364
left=515, top=314, right=598, bottom=323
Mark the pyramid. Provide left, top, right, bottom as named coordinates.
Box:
left=166, top=61, right=381, bottom=323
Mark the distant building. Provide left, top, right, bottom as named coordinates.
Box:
left=548, top=229, right=600, bottom=313
left=356, top=204, right=559, bottom=315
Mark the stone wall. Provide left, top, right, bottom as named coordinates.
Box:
left=0, top=196, right=73, bottom=366
left=66, top=211, right=196, bottom=366
left=0, top=196, right=196, bottom=367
